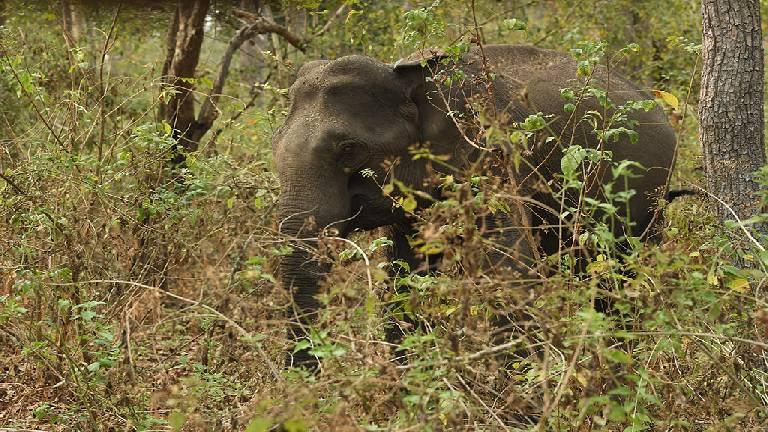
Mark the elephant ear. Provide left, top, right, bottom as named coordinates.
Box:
left=393, top=48, right=448, bottom=95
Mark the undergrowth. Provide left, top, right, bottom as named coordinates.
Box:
left=1, top=1, right=767, bottom=431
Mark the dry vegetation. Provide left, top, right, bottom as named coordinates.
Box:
left=1, top=1, right=767, bottom=431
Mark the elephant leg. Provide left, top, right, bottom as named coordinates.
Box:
left=480, top=209, right=546, bottom=366
left=380, top=223, right=430, bottom=363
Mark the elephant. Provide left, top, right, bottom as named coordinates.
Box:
left=272, top=44, right=676, bottom=368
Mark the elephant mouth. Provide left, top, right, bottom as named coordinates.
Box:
left=347, top=193, right=403, bottom=232
left=350, top=193, right=367, bottom=214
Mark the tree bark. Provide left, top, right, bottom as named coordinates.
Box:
left=699, top=0, right=766, bottom=227
left=158, top=6, right=180, bottom=122
left=238, top=0, right=265, bottom=84
left=61, top=0, right=87, bottom=49
left=161, top=0, right=210, bottom=165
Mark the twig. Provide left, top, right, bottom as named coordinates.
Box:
left=688, top=183, right=765, bottom=252
left=0, top=54, right=69, bottom=153
left=196, top=16, right=304, bottom=139
left=0, top=428, right=51, bottom=432
left=321, top=236, right=374, bottom=296
left=313, top=4, right=347, bottom=38
left=51, top=279, right=282, bottom=381
left=455, top=372, right=510, bottom=430
left=536, top=287, right=596, bottom=430
left=205, top=72, right=272, bottom=149
left=0, top=172, right=26, bottom=195
left=640, top=51, right=701, bottom=240
left=232, top=8, right=307, bottom=51
left=96, top=3, right=122, bottom=180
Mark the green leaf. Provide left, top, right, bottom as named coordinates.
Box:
left=293, top=339, right=312, bottom=353
left=369, top=237, right=394, bottom=252
left=608, top=404, right=627, bottom=422
left=502, top=18, right=527, bottom=31
left=245, top=417, right=273, bottom=432
left=382, top=183, right=394, bottom=196
left=605, top=349, right=633, bottom=364
left=759, top=250, right=768, bottom=267
left=521, top=113, right=547, bottom=131
left=168, top=411, right=186, bottom=431
left=79, top=310, right=97, bottom=321
left=282, top=418, right=308, bottom=432
left=561, top=145, right=585, bottom=177
left=577, top=60, right=592, bottom=77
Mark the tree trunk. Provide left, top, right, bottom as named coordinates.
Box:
left=699, top=0, right=766, bottom=227
left=60, top=0, right=87, bottom=48
left=161, top=0, right=210, bottom=165
left=238, top=0, right=266, bottom=84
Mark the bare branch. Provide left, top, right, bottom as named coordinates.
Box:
left=314, top=4, right=347, bottom=38
left=196, top=14, right=306, bottom=134
left=232, top=8, right=307, bottom=51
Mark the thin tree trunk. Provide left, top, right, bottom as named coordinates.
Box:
left=61, top=0, right=87, bottom=48
left=158, top=6, right=180, bottom=122
left=162, top=0, right=210, bottom=165
left=238, top=0, right=265, bottom=84
left=699, top=0, right=766, bottom=227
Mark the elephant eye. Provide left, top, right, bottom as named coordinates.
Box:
left=340, top=141, right=355, bottom=154
left=336, top=139, right=369, bottom=172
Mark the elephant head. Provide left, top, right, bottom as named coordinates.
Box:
left=272, top=53, right=452, bottom=367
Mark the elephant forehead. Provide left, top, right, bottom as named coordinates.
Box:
left=291, top=56, right=404, bottom=102
left=287, top=82, right=409, bottom=130
left=281, top=101, right=410, bottom=144
left=291, top=76, right=406, bottom=108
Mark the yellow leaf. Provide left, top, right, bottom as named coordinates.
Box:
left=402, top=195, right=417, bottom=213
left=441, top=305, right=458, bottom=316
left=382, top=183, right=394, bottom=196
left=576, top=371, right=589, bottom=388
left=727, top=277, right=750, bottom=293
left=420, top=242, right=445, bottom=256
left=654, top=90, right=679, bottom=110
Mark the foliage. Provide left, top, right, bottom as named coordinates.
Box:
left=0, top=0, right=766, bottom=431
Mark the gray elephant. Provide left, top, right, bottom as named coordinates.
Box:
left=272, top=44, right=675, bottom=368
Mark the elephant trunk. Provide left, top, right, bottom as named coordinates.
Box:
left=277, top=185, right=350, bottom=368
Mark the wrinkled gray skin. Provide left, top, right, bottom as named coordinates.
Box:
left=272, top=44, right=675, bottom=368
